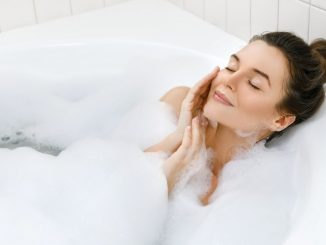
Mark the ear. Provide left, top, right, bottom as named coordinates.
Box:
left=271, top=114, right=296, bottom=132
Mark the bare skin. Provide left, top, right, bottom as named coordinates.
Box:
left=145, top=40, right=296, bottom=205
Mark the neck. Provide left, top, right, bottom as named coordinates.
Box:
left=205, top=122, right=267, bottom=175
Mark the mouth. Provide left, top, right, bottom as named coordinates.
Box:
left=213, top=91, right=234, bottom=106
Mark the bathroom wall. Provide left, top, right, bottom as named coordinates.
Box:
left=167, top=0, right=326, bottom=43
left=0, top=0, right=131, bottom=33
left=0, top=0, right=325, bottom=43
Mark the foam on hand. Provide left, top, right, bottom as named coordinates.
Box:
left=170, top=147, right=215, bottom=199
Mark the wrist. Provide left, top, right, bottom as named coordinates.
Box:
left=163, top=155, right=186, bottom=192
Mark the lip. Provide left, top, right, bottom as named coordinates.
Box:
left=213, top=91, right=234, bottom=106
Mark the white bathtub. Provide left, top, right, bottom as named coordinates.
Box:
left=0, top=39, right=223, bottom=146
left=0, top=40, right=325, bottom=244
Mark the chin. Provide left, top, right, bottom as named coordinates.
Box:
left=202, top=105, right=218, bottom=128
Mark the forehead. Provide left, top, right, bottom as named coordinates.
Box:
left=235, top=40, right=289, bottom=88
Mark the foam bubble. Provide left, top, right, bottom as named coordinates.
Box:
left=0, top=69, right=301, bottom=245
left=0, top=139, right=168, bottom=245
left=0, top=74, right=174, bottom=244
left=170, top=147, right=215, bottom=199
left=160, top=142, right=297, bottom=245
left=234, top=128, right=259, bottom=138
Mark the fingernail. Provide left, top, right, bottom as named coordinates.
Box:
left=200, top=113, right=205, bottom=121
left=201, top=120, right=208, bottom=127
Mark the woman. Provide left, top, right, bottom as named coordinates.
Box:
left=144, top=31, right=326, bottom=205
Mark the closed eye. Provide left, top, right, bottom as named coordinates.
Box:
left=225, top=67, right=260, bottom=90
left=248, top=81, right=260, bottom=90
left=225, top=67, right=234, bottom=72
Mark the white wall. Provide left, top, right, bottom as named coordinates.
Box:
left=168, top=0, right=326, bottom=43
left=0, top=0, right=325, bottom=42
left=0, top=0, right=131, bottom=32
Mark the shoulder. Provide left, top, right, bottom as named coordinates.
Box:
left=159, top=86, right=191, bottom=117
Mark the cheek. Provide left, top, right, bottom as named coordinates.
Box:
left=237, top=92, right=276, bottom=124
left=205, top=72, right=278, bottom=129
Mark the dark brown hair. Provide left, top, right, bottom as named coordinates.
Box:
left=249, top=31, right=326, bottom=144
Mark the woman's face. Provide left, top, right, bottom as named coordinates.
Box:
left=203, top=40, right=290, bottom=135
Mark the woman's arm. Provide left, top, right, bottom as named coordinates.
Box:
left=144, top=67, right=218, bottom=155
left=145, top=69, right=217, bottom=192
left=162, top=149, right=187, bottom=194
left=143, top=86, right=190, bottom=154
left=143, top=131, right=182, bottom=154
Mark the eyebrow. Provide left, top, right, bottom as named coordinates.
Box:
left=231, top=54, right=271, bottom=87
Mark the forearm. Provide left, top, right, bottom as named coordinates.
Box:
left=143, top=131, right=185, bottom=195
left=162, top=156, right=185, bottom=195
left=143, top=131, right=182, bottom=154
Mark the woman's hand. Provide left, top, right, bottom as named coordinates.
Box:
left=163, top=112, right=209, bottom=194
left=174, top=66, right=220, bottom=140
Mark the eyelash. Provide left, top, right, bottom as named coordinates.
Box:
left=225, top=67, right=260, bottom=90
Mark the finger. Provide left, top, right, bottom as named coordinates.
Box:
left=187, top=67, right=219, bottom=105
left=196, top=112, right=208, bottom=139
left=200, top=115, right=209, bottom=128
left=191, top=116, right=203, bottom=150
left=197, top=66, right=220, bottom=83
left=201, top=81, right=213, bottom=98
left=193, top=93, right=209, bottom=115
left=184, top=66, right=220, bottom=103
left=195, top=66, right=220, bottom=89
left=184, top=81, right=213, bottom=115
left=193, top=93, right=206, bottom=106
left=181, top=125, right=192, bottom=149
left=200, top=115, right=208, bottom=145
left=196, top=71, right=217, bottom=101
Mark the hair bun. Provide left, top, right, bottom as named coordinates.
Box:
left=310, top=38, right=326, bottom=64
left=310, top=39, right=326, bottom=85
left=310, top=38, right=326, bottom=59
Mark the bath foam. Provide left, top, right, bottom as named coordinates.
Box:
left=116, top=99, right=299, bottom=245
left=0, top=70, right=175, bottom=244
left=0, top=139, right=168, bottom=245
left=170, top=147, right=214, bottom=199
left=0, top=38, right=324, bottom=244
left=0, top=66, right=318, bottom=244
left=0, top=70, right=145, bottom=152
left=234, top=128, right=260, bottom=138
left=110, top=99, right=178, bottom=150
left=106, top=99, right=298, bottom=245
left=0, top=75, right=174, bottom=243
left=159, top=143, right=297, bottom=245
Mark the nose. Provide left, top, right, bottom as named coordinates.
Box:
left=225, top=79, right=235, bottom=91
left=224, top=70, right=243, bottom=91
